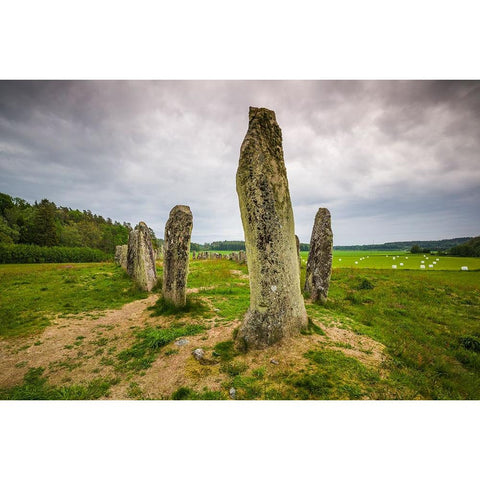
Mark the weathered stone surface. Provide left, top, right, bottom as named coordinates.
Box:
left=304, top=207, right=333, bottom=304
left=163, top=205, right=193, bottom=307
left=114, top=244, right=128, bottom=270
left=238, top=251, right=246, bottom=264
left=235, top=107, right=308, bottom=350
left=295, top=235, right=301, bottom=274
left=126, top=222, right=157, bottom=292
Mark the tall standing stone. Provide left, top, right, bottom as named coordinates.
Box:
left=114, top=244, right=128, bottom=270
left=163, top=205, right=193, bottom=307
left=304, top=208, right=333, bottom=304
left=235, top=107, right=308, bottom=350
left=126, top=222, right=157, bottom=292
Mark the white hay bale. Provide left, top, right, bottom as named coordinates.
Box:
left=420, top=265, right=426, bottom=269
left=433, top=261, right=436, bottom=264
left=461, top=266, right=468, bottom=271
left=392, top=265, right=397, bottom=269
left=421, top=260, right=425, bottom=264
left=429, top=264, right=433, bottom=268
left=400, top=263, right=404, bottom=266
left=354, top=261, right=358, bottom=265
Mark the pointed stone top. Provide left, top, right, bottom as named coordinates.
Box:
left=170, top=205, right=192, bottom=215
left=316, top=207, right=331, bottom=217
left=249, top=106, right=277, bottom=124
left=137, top=221, right=148, bottom=229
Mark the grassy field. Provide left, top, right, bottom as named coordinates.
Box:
left=301, top=250, right=480, bottom=271
left=0, top=254, right=479, bottom=399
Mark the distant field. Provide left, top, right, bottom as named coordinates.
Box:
left=300, top=250, right=480, bottom=271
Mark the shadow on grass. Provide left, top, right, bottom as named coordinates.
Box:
left=148, top=296, right=210, bottom=318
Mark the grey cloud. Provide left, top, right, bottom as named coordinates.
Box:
left=0, top=80, right=479, bottom=245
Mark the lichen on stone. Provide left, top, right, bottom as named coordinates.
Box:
left=162, top=205, right=193, bottom=307
left=304, top=208, right=333, bottom=304
left=235, top=107, right=308, bottom=351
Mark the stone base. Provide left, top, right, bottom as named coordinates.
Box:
left=235, top=308, right=308, bottom=351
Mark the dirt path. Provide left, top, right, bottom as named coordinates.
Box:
left=0, top=294, right=389, bottom=399
left=0, top=295, right=159, bottom=390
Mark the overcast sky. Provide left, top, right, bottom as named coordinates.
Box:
left=0, top=80, right=479, bottom=245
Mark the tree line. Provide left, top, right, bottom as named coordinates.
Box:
left=190, top=240, right=310, bottom=252
left=0, top=192, right=158, bottom=254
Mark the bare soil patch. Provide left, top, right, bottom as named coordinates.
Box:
left=1, top=294, right=387, bottom=398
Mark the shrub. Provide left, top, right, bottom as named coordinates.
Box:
left=0, top=244, right=110, bottom=264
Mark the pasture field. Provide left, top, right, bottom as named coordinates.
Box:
left=300, top=250, right=480, bottom=271
left=0, top=256, right=479, bottom=400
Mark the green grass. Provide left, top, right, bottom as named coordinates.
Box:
left=1, top=254, right=480, bottom=399
left=117, top=323, right=206, bottom=371
left=171, top=386, right=226, bottom=400
left=300, top=250, right=480, bottom=271
left=148, top=296, right=210, bottom=318
left=188, top=259, right=250, bottom=323
left=213, top=340, right=238, bottom=361
left=0, top=367, right=118, bottom=400
left=307, top=268, right=480, bottom=399
left=0, top=263, right=148, bottom=337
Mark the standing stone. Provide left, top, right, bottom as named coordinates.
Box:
left=126, top=222, right=157, bottom=292
left=114, top=244, right=128, bottom=270
left=295, top=235, right=301, bottom=273
left=235, top=107, right=308, bottom=350
left=192, top=251, right=196, bottom=259
left=304, top=208, right=333, bottom=304
left=238, top=251, right=246, bottom=264
left=163, top=205, right=193, bottom=307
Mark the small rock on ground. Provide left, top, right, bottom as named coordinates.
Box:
left=174, top=338, right=189, bottom=346
left=192, top=348, right=205, bottom=361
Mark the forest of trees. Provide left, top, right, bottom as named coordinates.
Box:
left=190, top=240, right=310, bottom=252
left=2, top=191, right=477, bottom=259
left=449, top=237, right=480, bottom=257
left=0, top=192, right=159, bottom=254
left=334, top=238, right=473, bottom=252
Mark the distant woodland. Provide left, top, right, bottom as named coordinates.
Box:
left=0, top=192, right=143, bottom=254
left=334, top=238, right=475, bottom=253
left=1, top=192, right=477, bottom=258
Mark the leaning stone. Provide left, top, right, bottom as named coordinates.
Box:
left=304, top=207, right=333, bottom=304
left=126, top=222, right=157, bottom=292
left=114, top=244, right=128, bottom=270
left=163, top=205, right=193, bottom=307
left=235, top=107, right=308, bottom=350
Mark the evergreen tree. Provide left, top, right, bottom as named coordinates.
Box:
left=32, top=199, right=58, bottom=247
